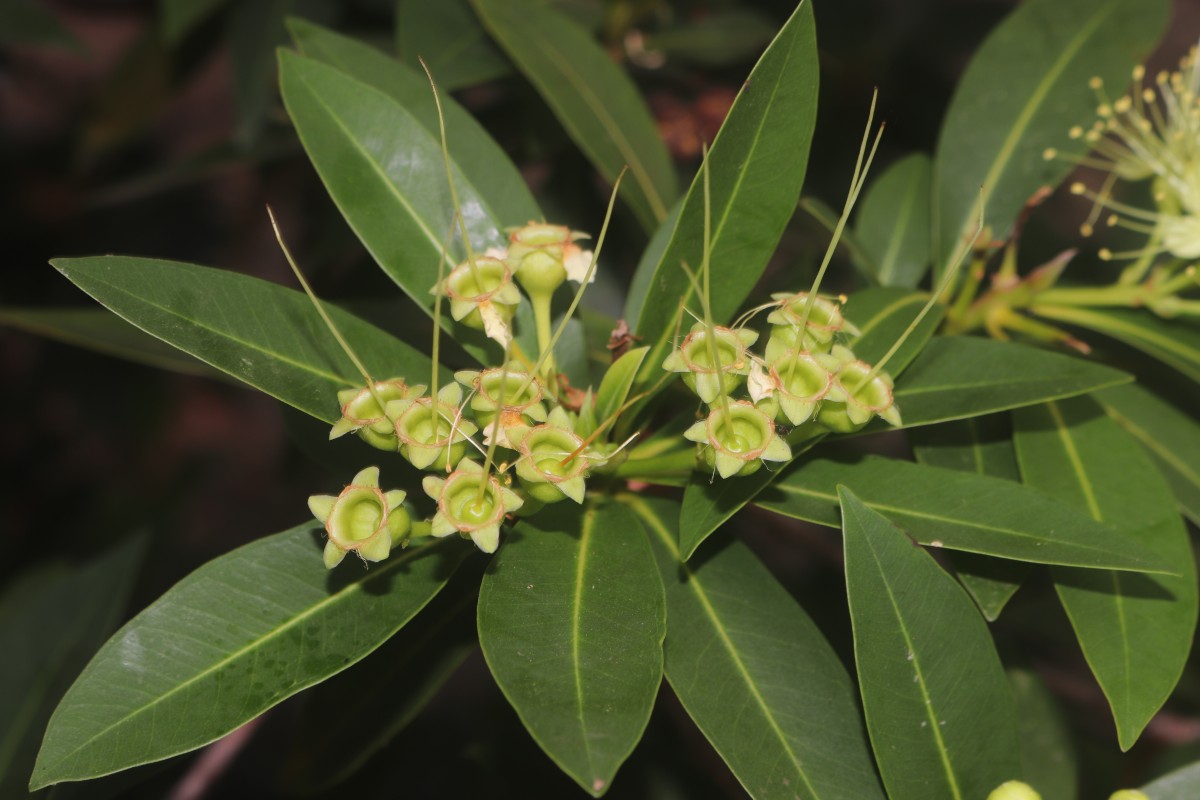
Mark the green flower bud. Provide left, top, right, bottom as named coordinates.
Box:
left=683, top=401, right=792, bottom=479
left=765, top=292, right=856, bottom=360
left=1108, top=791, right=1149, bottom=800
left=455, top=367, right=548, bottom=429
left=511, top=408, right=594, bottom=504
left=987, top=781, right=1042, bottom=800
left=422, top=459, right=524, bottom=553
left=507, top=223, right=594, bottom=296
left=814, top=346, right=901, bottom=433
left=308, top=466, right=410, bottom=570
left=328, top=379, right=426, bottom=450
left=748, top=352, right=841, bottom=425
left=440, top=256, right=523, bottom=346
left=388, top=383, right=478, bottom=471
left=662, top=323, right=758, bottom=404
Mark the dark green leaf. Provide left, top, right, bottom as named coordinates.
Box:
left=397, top=0, right=512, bottom=90
left=1143, top=760, right=1200, bottom=799
left=1097, top=383, right=1200, bottom=525
left=844, top=287, right=942, bottom=372
left=799, top=196, right=877, bottom=282
left=160, top=0, right=229, bottom=43
left=0, top=538, right=146, bottom=799
left=477, top=501, right=665, bottom=797
left=754, top=455, right=1169, bottom=572
left=0, top=307, right=221, bottom=380
left=278, top=50, right=518, bottom=363
left=624, top=203, right=681, bottom=328
left=1034, top=305, right=1200, bottom=385
left=627, top=494, right=884, bottom=800
left=1009, top=669, right=1077, bottom=800
left=51, top=257, right=440, bottom=424
left=891, top=336, right=1131, bottom=428
left=855, top=153, right=932, bottom=288
left=288, top=18, right=539, bottom=225
left=227, top=0, right=292, bottom=148
left=643, top=10, right=777, bottom=67
left=840, top=488, right=1021, bottom=800
left=590, top=346, right=648, bottom=437
left=470, top=0, right=677, bottom=231
left=910, top=414, right=1027, bottom=619
left=630, top=2, right=817, bottom=398
left=1013, top=397, right=1197, bottom=750
left=31, top=527, right=467, bottom=788
left=933, top=0, right=1169, bottom=272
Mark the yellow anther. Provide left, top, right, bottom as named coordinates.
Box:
left=1069, top=125, right=1084, bottom=139
left=1089, top=76, right=1104, bottom=89
left=1099, top=248, right=1113, bottom=260
left=1042, top=147, right=1057, bottom=160
left=1070, top=182, right=1087, bottom=195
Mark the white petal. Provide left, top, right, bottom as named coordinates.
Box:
left=747, top=363, right=774, bottom=404
left=479, top=302, right=512, bottom=348
left=564, top=248, right=596, bottom=284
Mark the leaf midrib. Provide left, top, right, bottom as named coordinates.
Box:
left=877, top=182, right=919, bottom=284
left=572, top=507, right=598, bottom=782
left=851, top=293, right=927, bottom=340
left=1035, top=305, right=1200, bottom=376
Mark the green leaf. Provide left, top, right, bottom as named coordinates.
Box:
left=754, top=455, right=1169, bottom=572
left=910, top=414, right=1028, bottom=620
left=630, top=1, right=817, bottom=397
left=855, top=153, right=932, bottom=288
left=278, top=50, right=518, bottom=363
left=1097, top=383, right=1200, bottom=525
left=1143, top=761, right=1200, bottom=799
left=891, top=336, right=1131, bottom=428
left=643, top=9, right=777, bottom=67
left=624, top=203, right=681, bottom=328
left=799, top=195, right=878, bottom=282
left=280, top=571, right=478, bottom=794
left=227, top=0, right=293, bottom=148
left=470, top=0, right=677, bottom=232
left=1009, top=669, right=1078, bottom=800
left=287, top=18, right=538, bottom=225
left=397, top=0, right=512, bottom=90
left=1033, top=305, right=1200, bottom=385
left=932, top=0, right=1169, bottom=273
left=32, top=527, right=467, bottom=789
left=845, top=287, right=942, bottom=372
left=1013, top=397, right=1197, bottom=750
left=51, top=257, right=440, bottom=424
left=840, top=487, right=1021, bottom=800
left=0, top=307, right=222, bottom=380
left=590, top=346, right=649, bottom=437
left=626, top=494, right=885, bottom=800
left=0, top=538, right=145, bottom=799
left=160, top=0, right=229, bottom=43
left=477, top=501, right=665, bottom=797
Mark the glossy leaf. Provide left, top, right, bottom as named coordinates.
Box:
left=1143, top=760, right=1200, bottom=799
left=1034, top=305, right=1200, bottom=385
left=31, top=527, right=467, bottom=788
left=911, top=414, right=1028, bottom=620
left=630, top=1, right=817, bottom=397
left=0, top=538, right=145, bottom=799
left=278, top=50, right=515, bottom=363
left=0, top=307, right=220, bottom=379
left=627, top=494, right=884, bottom=800
left=624, top=203, right=681, bottom=329
left=933, top=0, right=1169, bottom=272
left=840, top=488, right=1021, bottom=800
left=288, top=18, right=538, bottom=226
left=1013, top=397, right=1197, bottom=750
left=891, top=336, right=1130, bottom=428
left=396, top=0, right=512, bottom=91
left=754, top=455, right=1169, bottom=572
left=1097, top=383, right=1200, bottom=525
left=477, top=501, right=665, bottom=797
left=800, top=195, right=877, bottom=282
left=1009, top=669, right=1077, bottom=800
left=470, top=0, right=677, bottom=231
left=51, top=257, right=440, bottom=423
left=845, top=287, right=942, bottom=372
left=590, top=346, right=649, bottom=437
left=855, top=153, right=932, bottom=288
left=280, top=572, right=478, bottom=794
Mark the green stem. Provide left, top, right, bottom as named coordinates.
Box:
left=531, top=292, right=557, bottom=378
left=1035, top=285, right=1145, bottom=307
left=612, top=449, right=696, bottom=480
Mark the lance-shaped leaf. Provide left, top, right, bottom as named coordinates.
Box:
left=855, top=153, right=932, bottom=288
left=278, top=51, right=515, bottom=363
left=477, top=502, right=665, bottom=797
left=845, top=286, right=942, bottom=371
left=753, top=455, right=1168, bottom=572
left=911, top=414, right=1028, bottom=619
left=1143, top=761, right=1200, bottom=799
left=1034, top=305, right=1200, bottom=385
left=585, top=346, right=649, bottom=439
left=0, top=537, right=145, bottom=799
left=50, top=257, right=441, bottom=423
left=1097, top=383, right=1200, bottom=525
left=891, top=336, right=1130, bottom=428
left=628, top=1, right=817, bottom=397
left=31, top=527, right=467, bottom=788
left=627, top=494, right=885, bottom=800
left=1009, top=669, right=1078, bottom=800
left=470, top=0, right=677, bottom=232
left=287, top=18, right=538, bottom=226
left=840, top=488, right=1021, bottom=800
left=933, top=0, right=1169, bottom=273
left=1013, top=397, right=1197, bottom=750
left=396, top=0, right=512, bottom=91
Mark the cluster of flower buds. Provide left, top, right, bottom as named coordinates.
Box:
left=308, top=222, right=614, bottom=568
left=664, top=291, right=901, bottom=478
